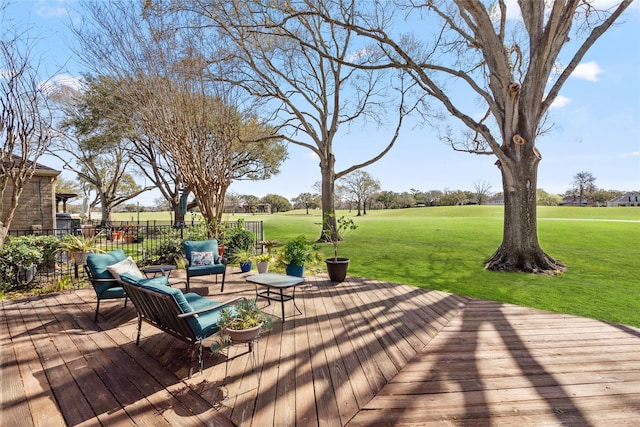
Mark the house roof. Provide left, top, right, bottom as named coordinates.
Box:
left=609, top=191, right=640, bottom=204
left=2, top=153, right=60, bottom=177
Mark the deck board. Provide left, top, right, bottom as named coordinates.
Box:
left=2, top=269, right=639, bottom=426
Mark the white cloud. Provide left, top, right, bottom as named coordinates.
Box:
left=620, top=151, right=640, bottom=157
left=41, top=73, right=83, bottom=94
left=304, top=151, right=319, bottom=161
left=35, top=0, right=72, bottom=19
left=550, top=95, right=571, bottom=109
left=571, top=61, right=603, bottom=82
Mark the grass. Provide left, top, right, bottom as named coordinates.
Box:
left=113, top=206, right=640, bottom=327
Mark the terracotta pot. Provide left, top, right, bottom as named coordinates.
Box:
left=81, top=225, right=95, bottom=238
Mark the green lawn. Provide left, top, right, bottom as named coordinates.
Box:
left=112, top=206, right=640, bottom=327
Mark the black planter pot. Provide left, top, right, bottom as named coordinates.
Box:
left=325, top=257, right=350, bottom=282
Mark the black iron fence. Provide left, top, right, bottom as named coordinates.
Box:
left=5, top=220, right=264, bottom=287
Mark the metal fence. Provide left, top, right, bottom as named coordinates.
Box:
left=6, top=220, right=264, bottom=286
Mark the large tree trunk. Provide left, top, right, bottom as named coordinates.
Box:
left=485, top=138, right=566, bottom=274
left=319, top=154, right=337, bottom=242
left=99, top=192, right=110, bottom=227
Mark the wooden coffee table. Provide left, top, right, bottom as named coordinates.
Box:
left=245, top=273, right=305, bottom=321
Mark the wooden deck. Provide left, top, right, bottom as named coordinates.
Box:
left=2, top=269, right=639, bottom=426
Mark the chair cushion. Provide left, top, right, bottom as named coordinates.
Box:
left=100, top=286, right=126, bottom=300
left=86, top=250, right=127, bottom=279
left=120, top=273, right=169, bottom=288
left=194, top=309, right=225, bottom=339
left=186, top=264, right=226, bottom=276
left=184, top=294, right=231, bottom=339
left=184, top=240, right=220, bottom=265
left=185, top=293, right=221, bottom=312
left=107, top=256, right=144, bottom=281
left=184, top=293, right=231, bottom=337
left=140, top=278, right=193, bottom=314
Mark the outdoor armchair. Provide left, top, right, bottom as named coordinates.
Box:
left=85, top=249, right=183, bottom=321
left=84, top=249, right=129, bottom=321
left=183, top=239, right=227, bottom=292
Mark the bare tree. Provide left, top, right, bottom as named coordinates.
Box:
left=474, top=180, right=493, bottom=205
left=338, top=170, right=380, bottom=216
left=72, top=1, right=286, bottom=234
left=181, top=0, right=420, bottom=241
left=569, top=171, right=597, bottom=205
left=48, top=76, right=153, bottom=226
left=306, top=0, right=633, bottom=273
left=1, top=23, right=54, bottom=244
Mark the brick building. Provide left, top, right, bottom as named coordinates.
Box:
left=1, top=156, right=60, bottom=233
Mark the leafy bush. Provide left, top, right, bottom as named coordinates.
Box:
left=0, top=236, right=45, bottom=291
left=224, top=220, right=255, bottom=260
left=25, top=235, right=60, bottom=272
left=147, top=237, right=184, bottom=265
left=183, top=222, right=210, bottom=241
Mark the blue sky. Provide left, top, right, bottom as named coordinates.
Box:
left=3, top=0, right=639, bottom=206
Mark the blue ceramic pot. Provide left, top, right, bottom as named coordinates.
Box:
left=285, top=263, right=305, bottom=277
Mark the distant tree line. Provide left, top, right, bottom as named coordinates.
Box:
left=106, top=170, right=627, bottom=214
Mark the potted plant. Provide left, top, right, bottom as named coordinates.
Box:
left=218, top=299, right=272, bottom=343
left=323, top=212, right=357, bottom=282
left=278, top=235, right=320, bottom=277
left=254, top=252, right=272, bottom=274
left=231, top=248, right=254, bottom=273
left=215, top=225, right=228, bottom=257
left=58, top=231, right=104, bottom=265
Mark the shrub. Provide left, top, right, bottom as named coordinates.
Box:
left=147, top=237, right=184, bottom=265
left=25, top=235, right=60, bottom=272
left=0, top=236, right=44, bottom=291
left=183, top=222, right=210, bottom=241
left=224, top=220, right=255, bottom=260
